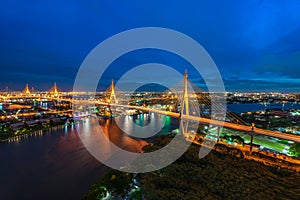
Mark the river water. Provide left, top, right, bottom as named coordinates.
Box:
left=0, top=115, right=178, bottom=200
left=1, top=103, right=299, bottom=199
left=227, top=102, right=300, bottom=113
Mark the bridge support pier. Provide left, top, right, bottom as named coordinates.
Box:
left=217, top=126, right=221, bottom=143
left=185, top=120, right=189, bottom=135
left=180, top=119, right=189, bottom=137
left=249, top=134, right=254, bottom=152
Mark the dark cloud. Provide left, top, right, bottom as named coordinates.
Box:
left=265, top=28, right=300, bottom=54
left=0, top=0, right=300, bottom=91
left=223, top=77, right=300, bottom=92
left=254, top=52, right=300, bottom=78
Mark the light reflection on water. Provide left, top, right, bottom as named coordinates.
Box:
left=0, top=114, right=177, bottom=200
left=114, top=113, right=166, bottom=138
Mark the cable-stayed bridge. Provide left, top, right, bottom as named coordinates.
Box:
left=1, top=75, right=300, bottom=145
left=70, top=72, right=300, bottom=144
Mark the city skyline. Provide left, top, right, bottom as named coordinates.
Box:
left=1, top=1, right=300, bottom=92
left=1, top=1, right=300, bottom=199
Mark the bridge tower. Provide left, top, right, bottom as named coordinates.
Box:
left=22, top=83, right=31, bottom=95
left=53, top=82, right=58, bottom=96
left=180, top=70, right=189, bottom=116
left=109, top=79, right=118, bottom=104
left=49, top=82, right=59, bottom=97
left=180, top=70, right=190, bottom=136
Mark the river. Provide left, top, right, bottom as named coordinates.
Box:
left=227, top=102, right=300, bottom=113
left=0, top=114, right=178, bottom=200
left=1, top=102, right=299, bottom=199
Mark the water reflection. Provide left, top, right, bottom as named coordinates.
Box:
left=115, top=113, right=166, bottom=138
left=0, top=114, right=178, bottom=199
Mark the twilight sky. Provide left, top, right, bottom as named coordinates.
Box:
left=1, top=0, right=300, bottom=92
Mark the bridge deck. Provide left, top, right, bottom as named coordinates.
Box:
left=41, top=98, right=300, bottom=143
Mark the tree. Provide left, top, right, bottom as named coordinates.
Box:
left=289, top=143, right=300, bottom=157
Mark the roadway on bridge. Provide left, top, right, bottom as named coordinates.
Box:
left=68, top=99, right=300, bottom=143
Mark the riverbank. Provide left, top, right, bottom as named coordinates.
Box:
left=84, top=136, right=300, bottom=200
left=0, top=124, right=66, bottom=143
left=140, top=138, right=300, bottom=199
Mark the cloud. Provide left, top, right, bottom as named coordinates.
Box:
left=254, top=51, right=300, bottom=78
left=223, top=77, right=300, bottom=92
left=1, top=0, right=300, bottom=92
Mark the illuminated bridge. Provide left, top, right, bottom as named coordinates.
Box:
left=2, top=75, right=300, bottom=145
left=68, top=72, right=300, bottom=145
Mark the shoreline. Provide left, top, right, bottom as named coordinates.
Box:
left=0, top=124, right=66, bottom=143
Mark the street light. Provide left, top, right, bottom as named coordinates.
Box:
left=251, top=123, right=255, bottom=131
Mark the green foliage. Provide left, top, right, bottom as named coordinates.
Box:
left=131, top=190, right=141, bottom=200
left=84, top=137, right=300, bottom=200
left=289, top=143, right=300, bottom=157
left=221, top=134, right=244, bottom=145
left=83, top=170, right=131, bottom=200
left=139, top=137, right=300, bottom=200
left=99, top=170, right=130, bottom=194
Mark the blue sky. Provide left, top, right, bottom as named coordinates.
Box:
left=1, top=0, right=300, bottom=92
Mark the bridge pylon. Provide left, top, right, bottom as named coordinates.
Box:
left=22, top=83, right=31, bottom=95
left=49, top=82, right=59, bottom=97
left=180, top=70, right=190, bottom=136
left=180, top=70, right=189, bottom=116
left=109, top=79, right=118, bottom=104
